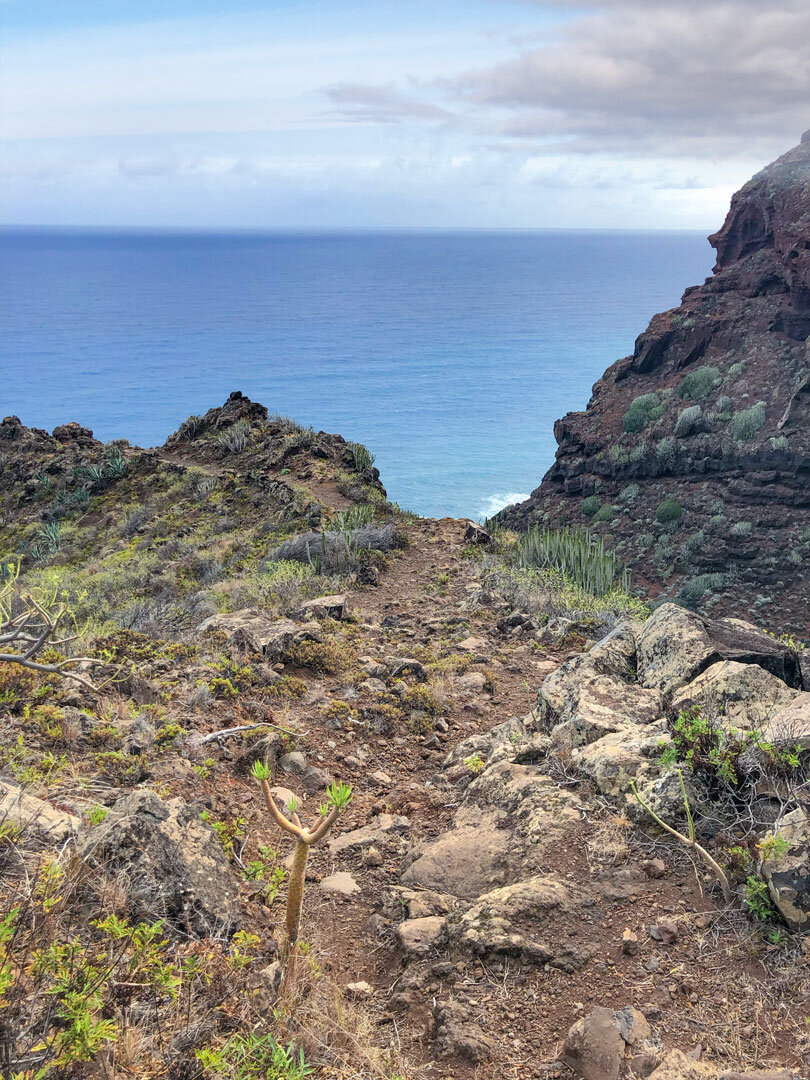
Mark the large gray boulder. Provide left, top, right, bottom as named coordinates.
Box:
left=761, top=809, right=810, bottom=930
left=449, top=873, right=593, bottom=969
left=197, top=609, right=321, bottom=659
left=638, top=605, right=801, bottom=699
left=78, top=789, right=241, bottom=937
left=762, top=693, right=810, bottom=749
left=0, top=781, right=80, bottom=846
left=671, top=661, right=799, bottom=730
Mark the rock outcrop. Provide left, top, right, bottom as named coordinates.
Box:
left=498, top=133, right=810, bottom=633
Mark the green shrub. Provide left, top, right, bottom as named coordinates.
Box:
left=770, top=435, right=788, bottom=451
left=619, top=483, right=640, bottom=502
left=215, top=420, right=251, bottom=453
left=581, top=495, right=602, bottom=518
left=677, top=366, right=720, bottom=400
left=176, top=414, right=207, bottom=440
left=592, top=504, right=616, bottom=524
left=677, top=573, right=725, bottom=607
left=656, top=499, right=683, bottom=525
left=629, top=441, right=648, bottom=463
left=730, top=521, right=752, bottom=537
left=728, top=361, right=745, bottom=378
left=608, top=445, right=630, bottom=465
left=731, top=402, right=766, bottom=442
left=714, top=395, right=733, bottom=416
left=674, top=405, right=703, bottom=438
left=655, top=436, right=678, bottom=470
left=623, top=393, right=664, bottom=433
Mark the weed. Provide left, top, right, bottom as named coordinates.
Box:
left=464, top=753, right=486, bottom=775
left=745, top=875, right=777, bottom=921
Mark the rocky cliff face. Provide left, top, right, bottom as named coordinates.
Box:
left=499, top=133, right=810, bottom=632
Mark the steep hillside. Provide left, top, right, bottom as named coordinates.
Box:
left=498, top=133, right=810, bottom=633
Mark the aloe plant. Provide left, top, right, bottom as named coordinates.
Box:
left=513, top=525, right=631, bottom=596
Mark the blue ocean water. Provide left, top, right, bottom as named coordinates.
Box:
left=0, top=228, right=712, bottom=519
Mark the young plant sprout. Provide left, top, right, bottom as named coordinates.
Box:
left=251, top=762, right=353, bottom=966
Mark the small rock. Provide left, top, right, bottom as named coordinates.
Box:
left=397, top=916, right=446, bottom=957
left=365, top=846, right=384, bottom=867
left=320, top=871, right=360, bottom=897
left=458, top=636, right=487, bottom=652
left=621, top=929, right=640, bottom=956
left=0, top=782, right=80, bottom=845
left=434, top=999, right=495, bottom=1062
left=345, top=981, right=373, bottom=997
left=359, top=678, right=388, bottom=694
left=301, top=765, right=332, bottom=793
left=458, top=671, right=488, bottom=692
left=299, top=594, right=348, bottom=620
left=650, top=919, right=679, bottom=945
left=642, top=858, right=668, bottom=879
left=369, top=770, right=392, bottom=788
left=278, top=751, right=306, bottom=775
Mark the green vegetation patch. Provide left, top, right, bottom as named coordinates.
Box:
left=623, top=393, right=664, bottom=434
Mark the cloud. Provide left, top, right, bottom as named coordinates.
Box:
left=322, top=83, right=455, bottom=125
left=449, top=0, right=810, bottom=157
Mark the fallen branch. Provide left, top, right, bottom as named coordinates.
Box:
left=630, top=769, right=733, bottom=906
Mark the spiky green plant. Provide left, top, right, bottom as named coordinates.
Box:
left=512, top=526, right=631, bottom=597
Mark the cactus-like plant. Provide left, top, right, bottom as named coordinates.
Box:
left=251, top=762, right=352, bottom=966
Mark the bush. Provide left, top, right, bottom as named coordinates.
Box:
left=272, top=524, right=397, bottom=573
left=677, top=573, right=725, bottom=607
left=655, top=437, right=678, bottom=470
left=619, top=483, right=640, bottom=502
left=215, top=420, right=251, bottom=453
left=730, top=521, right=752, bottom=537
left=674, top=405, right=703, bottom=438
left=677, top=366, right=720, bottom=400
left=347, top=441, right=375, bottom=472
left=176, top=414, right=207, bottom=440
left=656, top=499, right=683, bottom=525
left=286, top=638, right=353, bottom=674
left=714, top=395, right=733, bottom=416
left=592, top=505, right=616, bottom=523
left=512, top=525, right=631, bottom=596
left=770, top=435, right=788, bottom=451
left=581, top=495, right=602, bottom=518
left=623, top=393, right=664, bottom=434
left=731, top=402, right=766, bottom=442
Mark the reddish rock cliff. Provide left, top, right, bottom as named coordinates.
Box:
left=499, top=133, right=810, bottom=632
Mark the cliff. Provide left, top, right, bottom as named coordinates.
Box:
left=498, top=133, right=810, bottom=632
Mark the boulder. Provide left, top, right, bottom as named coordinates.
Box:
left=572, top=720, right=670, bottom=796
left=463, top=520, right=494, bottom=546
left=671, top=661, right=799, bottom=730
left=0, top=782, right=80, bottom=846
left=328, top=813, right=410, bottom=854
left=562, top=1006, right=651, bottom=1080
left=761, top=808, right=810, bottom=930
left=450, top=873, right=592, bottom=969
left=299, top=594, right=348, bottom=621
left=319, top=871, right=360, bottom=897
left=551, top=674, right=662, bottom=750
left=762, top=694, right=810, bottom=749
left=397, top=915, right=447, bottom=957
left=197, top=610, right=321, bottom=660
left=77, top=789, right=241, bottom=936
left=401, top=811, right=513, bottom=899
left=433, top=999, right=496, bottom=1062
left=637, top=605, right=801, bottom=699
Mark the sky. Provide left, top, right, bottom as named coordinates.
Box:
left=1, top=0, right=808, bottom=230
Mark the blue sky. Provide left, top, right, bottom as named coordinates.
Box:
left=1, top=0, right=807, bottom=229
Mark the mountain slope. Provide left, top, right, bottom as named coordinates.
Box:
left=498, top=133, right=810, bottom=632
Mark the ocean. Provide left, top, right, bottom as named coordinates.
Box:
left=0, top=227, right=712, bottom=519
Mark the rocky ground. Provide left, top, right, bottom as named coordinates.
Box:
left=498, top=132, right=810, bottom=633
left=2, top=436, right=809, bottom=1080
